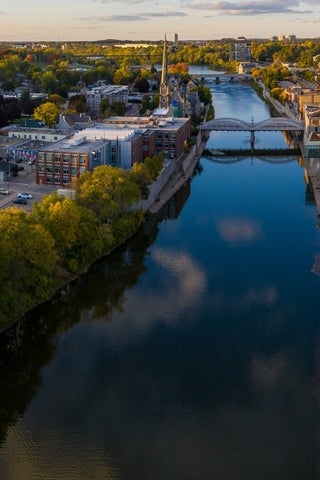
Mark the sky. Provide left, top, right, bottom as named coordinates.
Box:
left=1, top=0, right=320, bottom=42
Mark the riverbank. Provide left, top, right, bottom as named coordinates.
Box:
left=147, top=133, right=206, bottom=215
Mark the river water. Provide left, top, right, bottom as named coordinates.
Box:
left=1, top=75, right=320, bottom=480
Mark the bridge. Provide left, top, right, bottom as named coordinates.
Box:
left=202, top=117, right=304, bottom=132
left=197, top=73, right=252, bottom=83
left=201, top=117, right=304, bottom=152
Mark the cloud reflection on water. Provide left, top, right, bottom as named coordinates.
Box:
left=216, top=216, right=263, bottom=244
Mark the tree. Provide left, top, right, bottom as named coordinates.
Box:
left=76, top=165, right=140, bottom=224
left=40, top=71, right=58, bottom=94
left=134, top=77, right=149, bottom=93
left=31, top=192, right=105, bottom=272
left=48, top=93, right=65, bottom=108
left=67, top=94, right=89, bottom=114
left=0, top=208, right=56, bottom=326
left=33, top=101, right=60, bottom=127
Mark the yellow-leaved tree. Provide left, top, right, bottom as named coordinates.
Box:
left=33, top=101, right=60, bottom=127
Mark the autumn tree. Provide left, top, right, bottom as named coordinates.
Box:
left=31, top=192, right=105, bottom=272
left=33, top=101, right=60, bottom=127
left=76, top=165, right=141, bottom=224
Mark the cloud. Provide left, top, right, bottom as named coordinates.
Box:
left=216, top=217, right=263, bottom=244
left=182, top=0, right=311, bottom=15
left=77, top=15, right=148, bottom=22
left=140, top=11, right=188, bottom=17
left=77, top=11, right=188, bottom=23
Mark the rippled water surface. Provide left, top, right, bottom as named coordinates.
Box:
left=1, top=78, right=320, bottom=480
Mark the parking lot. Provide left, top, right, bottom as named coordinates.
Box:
left=0, top=161, right=55, bottom=211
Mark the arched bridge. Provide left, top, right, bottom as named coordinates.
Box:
left=202, top=117, right=304, bottom=132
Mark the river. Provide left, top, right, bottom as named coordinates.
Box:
left=1, top=72, right=320, bottom=480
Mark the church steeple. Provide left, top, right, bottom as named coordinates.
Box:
left=159, top=34, right=170, bottom=109
left=160, top=34, right=167, bottom=85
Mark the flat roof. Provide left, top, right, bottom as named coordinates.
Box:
left=40, top=137, right=107, bottom=153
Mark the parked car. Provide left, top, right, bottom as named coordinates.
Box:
left=13, top=198, right=27, bottom=205
left=0, top=188, right=9, bottom=195
left=18, top=192, right=32, bottom=199
left=18, top=166, right=24, bottom=171
left=28, top=160, right=35, bottom=165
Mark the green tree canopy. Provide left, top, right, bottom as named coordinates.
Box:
left=0, top=208, right=57, bottom=327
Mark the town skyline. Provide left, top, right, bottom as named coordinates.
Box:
left=1, top=0, right=320, bottom=43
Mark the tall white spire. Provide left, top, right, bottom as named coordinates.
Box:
left=159, top=34, right=170, bottom=109
left=160, top=34, right=167, bottom=86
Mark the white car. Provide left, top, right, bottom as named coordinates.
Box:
left=18, top=192, right=33, bottom=199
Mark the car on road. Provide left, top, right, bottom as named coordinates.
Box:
left=18, top=192, right=32, bottom=199
left=0, top=188, right=9, bottom=195
left=13, top=198, right=27, bottom=205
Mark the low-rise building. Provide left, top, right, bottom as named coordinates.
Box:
left=36, top=136, right=108, bottom=186
left=5, top=125, right=67, bottom=144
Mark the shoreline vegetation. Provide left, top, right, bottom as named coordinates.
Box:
left=0, top=152, right=169, bottom=331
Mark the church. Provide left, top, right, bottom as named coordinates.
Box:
left=154, top=36, right=202, bottom=120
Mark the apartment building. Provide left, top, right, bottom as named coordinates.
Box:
left=229, top=37, right=251, bottom=62
left=85, top=85, right=128, bottom=115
